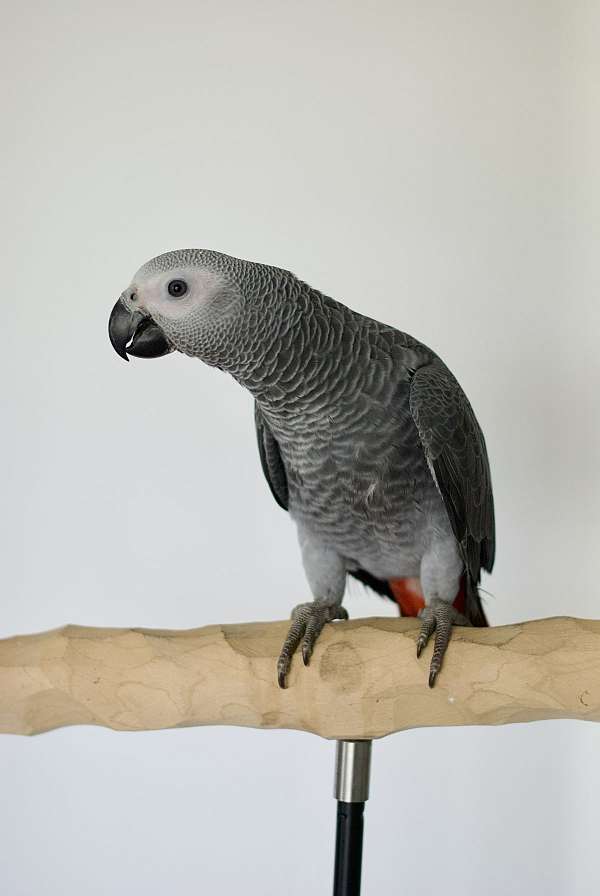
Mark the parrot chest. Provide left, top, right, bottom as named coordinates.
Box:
left=275, top=411, right=451, bottom=578
left=254, top=317, right=454, bottom=579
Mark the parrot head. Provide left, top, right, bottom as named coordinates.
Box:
left=108, top=249, right=246, bottom=363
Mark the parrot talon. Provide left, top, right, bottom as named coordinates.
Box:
left=277, top=601, right=348, bottom=688
left=416, top=599, right=470, bottom=687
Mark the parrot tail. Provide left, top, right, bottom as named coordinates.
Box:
left=348, top=569, right=489, bottom=626
left=387, top=575, right=489, bottom=626
left=463, top=576, right=489, bottom=627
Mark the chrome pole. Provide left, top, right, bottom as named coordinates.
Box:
left=332, top=740, right=372, bottom=896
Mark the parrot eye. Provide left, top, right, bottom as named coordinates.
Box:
left=167, top=279, right=188, bottom=298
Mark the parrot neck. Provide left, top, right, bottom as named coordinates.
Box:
left=222, top=277, right=358, bottom=426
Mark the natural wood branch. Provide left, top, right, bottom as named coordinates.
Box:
left=1, top=617, right=599, bottom=739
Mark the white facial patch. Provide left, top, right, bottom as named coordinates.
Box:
left=138, top=269, right=230, bottom=322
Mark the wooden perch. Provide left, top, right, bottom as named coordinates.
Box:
left=1, top=617, right=600, bottom=739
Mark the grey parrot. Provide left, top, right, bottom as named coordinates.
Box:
left=109, top=249, right=495, bottom=687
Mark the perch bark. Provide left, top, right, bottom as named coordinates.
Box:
left=1, top=617, right=599, bottom=739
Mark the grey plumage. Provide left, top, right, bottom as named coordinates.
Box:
left=255, top=403, right=288, bottom=511
left=109, top=248, right=495, bottom=686
left=409, top=361, right=495, bottom=623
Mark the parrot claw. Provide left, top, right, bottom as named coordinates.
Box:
left=277, top=601, right=348, bottom=688
left=416, top=599, right=470, bottom=687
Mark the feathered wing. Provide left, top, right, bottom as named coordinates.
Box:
left=409, top=359, right=495, bottom=626
left=254, top=402, right=289, bottom=511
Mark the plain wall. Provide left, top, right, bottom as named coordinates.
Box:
left=1, top=1, right=599, bottom=893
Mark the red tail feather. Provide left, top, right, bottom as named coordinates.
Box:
left=389, top=576, right=466, bottom=617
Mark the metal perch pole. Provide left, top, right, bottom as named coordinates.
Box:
left=333, top=740, right=372, bottom=896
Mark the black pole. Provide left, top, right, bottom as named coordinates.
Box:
left=332, top=741, right=372, bottom=896
left=333, top=801, right=365, bottom=896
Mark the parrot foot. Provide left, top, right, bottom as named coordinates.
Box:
left=416, top=599, right=470, bottom=687
left=277, top=601, right=348, bottom=688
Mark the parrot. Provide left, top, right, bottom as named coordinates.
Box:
left=108, top=249, right=495, bottom=687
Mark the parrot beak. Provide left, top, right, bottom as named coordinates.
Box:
left=108, top=298, right=173, bottom=362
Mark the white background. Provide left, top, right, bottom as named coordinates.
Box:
left=1, top=2, right=599, bottom=893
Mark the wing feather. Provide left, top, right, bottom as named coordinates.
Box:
left=254, top=402, right=289, bottom=511
left=409, top=360, right=495, bottom=623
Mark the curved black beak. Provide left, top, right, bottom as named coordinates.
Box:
left=108, top=299, right=172, bottom=362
